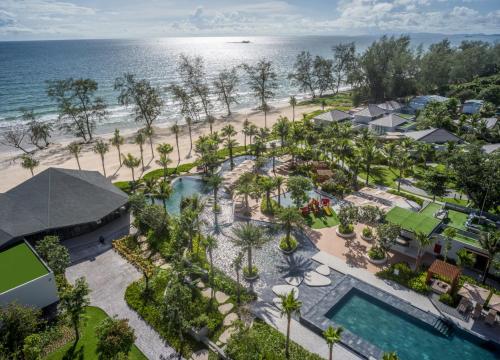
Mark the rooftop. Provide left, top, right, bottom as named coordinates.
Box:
left=376, top=100, right=404, bottom=111
left=0, top=242, right=48, bottom=293
left=354, top=104, right=387, bottom=118
left=386, top=206, right=441, bottom=236
left=369, top=113, right=408, bottom=127
left=404, top=128, right=461, bottom=144
left=482, top=143, right=500, bottom=154
left=313, top=109, right=352, bottom=123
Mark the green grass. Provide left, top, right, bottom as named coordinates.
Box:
left=45, top=306, right=146, bottom=360
left=298, top=91, right=352, bottom=109
left=304, top=211, right=339, bottom=229
left=386, top=206, right=441, bottom=236
left=360, top=165, right=399, bottom=187
left=452, top=232, right=479, bottom=246
left=419, top=202, right=442, bottom=217
left=446, top=209, right=468, bottom=231
left=0, top=243, right=48, bottom=293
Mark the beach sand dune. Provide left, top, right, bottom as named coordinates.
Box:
left=0, top=103, right=319, bottom=192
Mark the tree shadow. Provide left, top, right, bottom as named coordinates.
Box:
left=275, top=253, right=313, bottom=278
left=62, top=342, right=84, bottom=360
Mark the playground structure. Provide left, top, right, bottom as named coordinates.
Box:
left=301, top=197, right=333, bottom=217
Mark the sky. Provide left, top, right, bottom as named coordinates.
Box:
left=0, top=0, right=499, bottom=41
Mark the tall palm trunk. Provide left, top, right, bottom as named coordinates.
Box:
left=247, top=248, right=252, bottom=272
left=100, top=155, right=106, bottom=177
left=75, top=154, right=81, bottom=170
left=285, top=315, right=291, bottom=358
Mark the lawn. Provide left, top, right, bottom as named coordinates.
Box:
left=419, top=202, right=442, bottom=217
left=298, top=91, right=352, bottom=109
left=386, top=206, right=441, bottom=236
left=359, top=165, right=399, bottom=187
left=446, top=209, right=468, bottom=231
left=45, top=306, right=146, bottom=360
left=304, top=211, right=339, bottom=229
left=0, top=242, right=48, bottom=293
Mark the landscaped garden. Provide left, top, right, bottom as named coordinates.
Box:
left=386, top=206, right=441, bottom=236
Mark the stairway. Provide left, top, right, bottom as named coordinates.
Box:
left=433, top=318, right=453, bottom=336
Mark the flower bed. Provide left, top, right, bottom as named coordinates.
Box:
left=377, top=262, right=430, bottom=294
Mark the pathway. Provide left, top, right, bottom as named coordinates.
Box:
left=66, top=249, right=180, bottom=360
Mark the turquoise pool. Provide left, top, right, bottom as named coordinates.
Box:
left=326, top=289, right=499, bottom=360
left=154, top=177, right=210, bottom=215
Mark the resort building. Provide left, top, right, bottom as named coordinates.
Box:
left=0, top=167, right=130, bottom=250
left=352, top=104, right=386, bottom=125
left=312, top=109, right=352, bottom=126
left=482, top=143, right=500, bottom=154
left=368, top=113, right=415, bottom=134
left=402, top=128, right=462, bottom=144
left=408, top=95, right=449, bottom=112
left=462, top=99, right=484, bottom=114
left=376, top=100, right=404, bottom=113
left=0, top=241, right=58, bottom=309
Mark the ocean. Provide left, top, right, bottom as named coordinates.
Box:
left=0, top=34, right=498, bottom=137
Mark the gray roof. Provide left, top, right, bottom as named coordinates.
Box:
left=369, top=114, right=408, bottom=128
left=313, top=109, right=352, bottom=123
left=409, top=95, right=449, bottom=110
left=482, top=117, right=498, bottom=129
left=354, top=104, right=387, bottom=118
left=0, top=168, right=128, bottom=247
left=404, top=128, right=461, bottom=144
left=482, top=143, right=500, bottom=154
left=377, top=100, right=404, bottom=111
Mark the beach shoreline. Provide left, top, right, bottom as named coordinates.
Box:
left=0, top=101, right=321, bottom=192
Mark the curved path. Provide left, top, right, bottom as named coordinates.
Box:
left=66, top=247, right=180, bottom=360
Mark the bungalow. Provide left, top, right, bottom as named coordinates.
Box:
left=462, top=100, right=483, bottom=115
left=313, top=109, right=352, bottom=126
left=353, top=104, right=386, bottom=124
left=376, top=100, right=404, bottom=113
left=482, top=117, right=498, bottom=130
left=403, top=128, right=462, bottom=144
left=408, top=95, right=448, bottom=113
left=0, top=167, right=130, bottom=250
left=369, top=114, right=415, bottom=135
left=482, top=143, right=500, bottom=154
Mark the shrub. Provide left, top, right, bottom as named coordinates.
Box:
left=279, top=236, right=298, bottom=252
left=377, top=263, right=430, bottom=294
left=408, top=272, right=430, bottom=294
left=338, top=223, right=354, bottom=234
left=362, top=227, right=373, bottom=238
left=439, top=293, right=456, bottom=307
left=112, top=237, right=153, bottom=273
left=243, top=266, right=258, bottom=278
left=368, top=246, right=385, bottom=260
left=260, top=197, right=280, bottom=215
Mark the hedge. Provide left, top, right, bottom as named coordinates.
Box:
left=377, top=263, right=430, bottom=294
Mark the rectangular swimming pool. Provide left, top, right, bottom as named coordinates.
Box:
left=326, top=289, right=499, bottom=360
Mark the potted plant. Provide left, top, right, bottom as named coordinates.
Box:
left=277, top=207, right=304, bottom=254
left=367, top=223, right=401, bottom=264
left=367, top=246, right=387, bottom=264
left=361, top=227, right=374, bottom=242
left=336, top=205, right=358, bottom=238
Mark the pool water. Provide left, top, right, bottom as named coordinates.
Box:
left=326, top=289, right=499, bottom=360
left=154, top=177, right=210, bottom=215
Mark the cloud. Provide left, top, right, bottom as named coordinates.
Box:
left=0, top=10, right=16, bottom=28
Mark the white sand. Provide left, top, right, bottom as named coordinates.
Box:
left=0, top=103, right=320, bottom=192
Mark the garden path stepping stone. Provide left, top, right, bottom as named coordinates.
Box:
left=215, top=291, right=230, bottom=304
left=201, top=288, right=212, bottom=299
left=223, top=313, right=238, bottom=326
left=285, top=276, right=303, bottom=286
left=316, top=264, right=330, bottom=276
left=218, top=303, right=234, bottom=315
left=304, top=271, right=331, bottom=287
left=191, top=349, right=209, bottom=360
left=196, top=281, right=205, bottom=289
left=217, top=327, right=237, bottom=345
left=272, top=285, right=299, bottom=299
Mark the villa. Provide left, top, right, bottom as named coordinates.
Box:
left=376, top=100, right=404, bottom=113
left=462, top=99, right=484, bottom=114
left=352, top=104, right=386, bottom=125
left=408, top=95, right=449, bottom=113
left=402, top=128, right=462, bottom=145
left=312, top=109, right=352, bottom=126
left=482, top=143, right=500, bottom=154
left=368, top=113, right=415, bottom=134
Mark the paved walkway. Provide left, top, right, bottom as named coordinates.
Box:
left=252, top=299, right=362, bottom=360
left=312, top=251, right=441, bottom=316
left=66, top=249, right=180, bottom=360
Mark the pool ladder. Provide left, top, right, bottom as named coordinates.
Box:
left=433, top=318, right=453, bottom=336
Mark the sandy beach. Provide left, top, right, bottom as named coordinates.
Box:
left=0, top=102, right=320, bottom=192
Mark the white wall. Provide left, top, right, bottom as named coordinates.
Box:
left=0, top=272, right=59, bottom=309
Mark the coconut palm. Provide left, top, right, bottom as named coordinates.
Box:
left=289, top=96, right=297, bottom=122
left=442, top=227, right=456, bottom=262
left=248, top=124, right=258, bottom=146
left=134, top=130, right=146, bottom=172
left=203, top=235, right=218, bottom=300
left=156, top=142, right=173, bottom=178
left=232, top=252, right=244, bottom=304
left=273, top=116, right=290, bottom=147
left=323, top=325, right=343, bottom=360
left=259, top=176, right=276, bottom=213
left=67, top=142, right=82, bottom=170
left=153, top=179, right=172, bottom=210
left=277, top=207, right=305, bottom=251
left=142, top=177, right=157, bottom=203
left=478, top=229, right=500, bottom=284
left=110, top=128, right=124, bottom=166
left=394, top=150, right=413, bottom=192
left=278, top=289, right=302, bottom=359
left=122, top=153, right=141, bottom=183
left=414, top=231, right=432, bottom=270
left=207, top=174, right=223, bottom=214
left=92, top=139, right=109, bottom=177
left=358, top=134, right=380, bottom=186
left=21, top=154, right=39, bottom=177
left=242, top=119, right=250, bottom=151
left=274, top=175, right=285, bottom=206
left=156, top=155, right=172, bottom=180
left=171, top=123, right=181, bottom=165
left=231, top=223, right=268, bottom=277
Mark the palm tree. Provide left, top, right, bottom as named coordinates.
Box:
left=414, top=231, right=432, bottom=270
left=92, top=139, right=109, bottom=177
left=156, top=155, right=172, bottom=180
left=67, top=142, right=82, bottom=170
left=143, top=126, right=155, bottom=158
left=207, top=115, right=216, bottom=134
left=289, top=96, right=297, bottom=122
left=171, top=123, right=181, bottom=165
left=231, top=223, right=268, bottom=277
left=207, top=174, right=223, bottom=214
left=110, top=128, right=124, bottom=166
left=142, top=177, right=157, bottom=203
left=222, top=123, right=238, bottom=169
left=203, top=235, right=218, bottom=301
left=248, top=124, right=258, bottom=146
left=274, top=175, right=285, bottom=206
left=259, top=176, right=276, bottom=213
left=279, top=289, right=302, bottom=359
left=478, top=229, right=500, bottom=284
left=232, top=252, right=244, bottom=304
left=442, top=227, right=456, bottom=262
left=134, top=130, right=146, bottom=172
left=242, top=119, right=250, bottom=151
left=395, top=150, right=413, bottom=192
left=382, top=352, right=399, bottom=360
left=273, top=116, right=290, bottom=147
left=323, top=325, right=343, bottom=360
left=186, top=117, right=193, bottom=155
left=21, top=154, right=39, bottom=177
left=277, top=207, right=304, bottom=251
left=122, top=153, right=141, bottom=183
left=153, top=179, right=172, bottom=210
left=358, top=134, right=379, bottom=186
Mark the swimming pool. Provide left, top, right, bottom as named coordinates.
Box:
left=154, top=177, right=210, bottom=215
left=326, top=289, right=499, bottom=360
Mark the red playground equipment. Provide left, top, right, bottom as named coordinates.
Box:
left=300, top=197, right=334, bottom=217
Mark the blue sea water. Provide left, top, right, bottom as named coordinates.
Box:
left=0, top=34, right=498, bottom=135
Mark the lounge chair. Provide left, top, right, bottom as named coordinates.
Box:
left=485, top=309, right=497, bottom=326
left=457, top=297, right=472, bottom=314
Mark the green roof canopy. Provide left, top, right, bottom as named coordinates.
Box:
left=386, top=206, right=441, bottom=236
